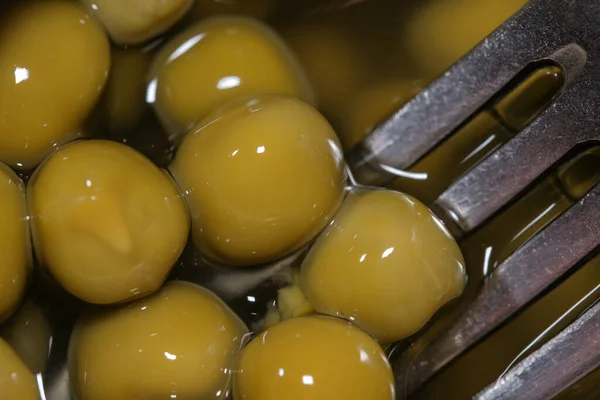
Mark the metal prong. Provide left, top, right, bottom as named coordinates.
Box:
left=393, top=183, right=600, bottom=397
left=475, top=299, right=600, bottom=400
left=346, top=0, right=600, bottom=397
left=349, top=0, right=556, bottom=185
left=349, top=0, right=597, bottom=193
left=435, top=41, right=589, bottom=233
left=435, top=85, right=577, bottom=233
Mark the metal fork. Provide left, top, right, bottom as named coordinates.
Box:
left=347, top=0, right=600, bottom=398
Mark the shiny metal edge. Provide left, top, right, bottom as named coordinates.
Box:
left=475, top=299, right=600, bottom=400
left=393, top=182, right=600, bottom=397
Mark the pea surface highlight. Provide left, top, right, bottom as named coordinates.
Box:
left=29, top=140, right=190, bottom=304
left=69, top=281, right=248, bottom=400
left=0, top=0, right=109, bottom=170
left=301, top=189, right=467, bottom=343
left=0, top=163, right=31, bottom=322
left=79, top=0, right=193, bottom=45
left=170, top=95, right=345, bottom=266
left=233, top=315, right=395, bottom=400
left=0, top=338, right=40, bottom=400
left=149, top=17, right=314, bottom=139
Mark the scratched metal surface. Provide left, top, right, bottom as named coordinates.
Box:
left=393, top=182, right=600, bottom=398
left=347, top=0, right=600, bottom=397
left=4, top=0, right=600, bottom=399
left=349, top=0, right=598, bottom=234
left=476, top=299, right=600, bottom=400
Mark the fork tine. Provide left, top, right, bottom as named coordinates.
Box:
left=393, top=183, right=600, bottom=397
left=349, top=0, right=591, bottom=186
left=475, top=298, right=600, bottom=400
left=435, top=32, right=594, bottom=232
left=344, top=0, right=600, bottom=396
left=435, top=83, right=586, bottom=232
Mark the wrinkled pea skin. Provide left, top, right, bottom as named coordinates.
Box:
left=29, top=140, right=190, bottom=304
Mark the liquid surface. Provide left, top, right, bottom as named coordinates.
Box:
left=233, top=315, right=395, bottom=400
left=463, top=176, right=570, bottom=275
left=301, top=188, right=466, bottom=344
left=415, top=254, right=600, bottom=400
left=0, top=0, right=109, bottom=170
left=170, top=95, right=345, bottom=266
left=493, top=65, right=564, bottom=130
left=69, top=281, right=248, bottom=400
left=418, top=145, right=600, bottom=398
left=556, top=147, right=600, bottom=200
left=391, top=111, right=513, bottom=204
left=28, top=140, right=190, bottom=304
left=389, top=65, right=564, bottom=205
left=0, top=163, right=30, bottom=322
